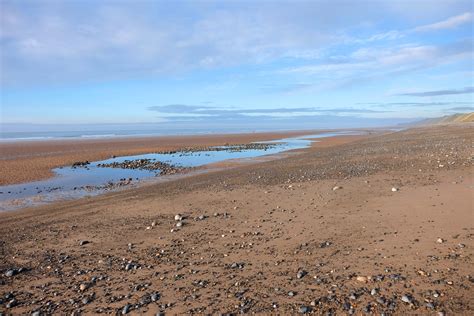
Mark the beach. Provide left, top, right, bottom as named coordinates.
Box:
left=0, top=130, right=339, bottom=186
left=0, top=124, right=473, bottom=314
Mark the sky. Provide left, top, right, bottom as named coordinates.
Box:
left=0, top=0, right=473, bottom=131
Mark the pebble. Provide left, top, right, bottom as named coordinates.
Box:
left=79, top=240, right=90, bottom=246
left=319, top=241, right=332, bottom=248
left=6, top=298, right=17, bottom=308
left=426, top=302, right=435, bottom=309
left=79, top=283, right=88, bottom=291
left=122, top=304, right=131, bottom=314
left=174, top=214, right=183, bottom=221
left=391, top=187, right=399, bottom=192
left=176, top=221, right=183, bottom=228
left=297, top=270, right=307, bottom=279
left=356, top=276, right=368, bottom=283
left=151, top=292, right=161, bottom=302
left=5, top=269, right=16, bottom=277
left=288, top=291, right=296, bottom=297
left=401, top=294, right=413, bottom=304
left=299, top=306, right=311, bottom=314
left=332, top=186, right=342, bottom=191
left=436, top=238, right=445, bottom=244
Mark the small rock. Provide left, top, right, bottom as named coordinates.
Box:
left=297, top=270, right=307, bottom=279
left=5, top=269, right=16, bottom=277
left=319, top=241, right=332, bottom=248
left=122, top=304, right=131, bottom=314
left=6, top=298, right=17, bottom=308
left=356, top=276, right=368, bottom=283
left=299, top=306, right=311, bottom=314
left=174, top=214, right=183, bottom=221
left=79, top=283, right=88, bottom=291
left=332, top=186, right=342, bottom=191
left=79, top=240, right=90, bottom=246
left=288, top=291, right=296, bottom=297
left=150, top=292, right=160, bottom=302
left=176, top=221, right=183, bottom=228
left=401, top=294, right=413, bottom=304
left=436, top=238, right=445, bottom=244
left=426, top=302, right=435, bottom=309
left=391, top=187, right=399, bottom=192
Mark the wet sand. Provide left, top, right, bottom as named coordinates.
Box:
left=0, top=125, right=473, bottom=315
left=0, top=130, right=333, bottom=186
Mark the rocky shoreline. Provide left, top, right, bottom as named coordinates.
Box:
left=97, top=159, right=186, bottom=176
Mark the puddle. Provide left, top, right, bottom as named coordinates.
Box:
left=0, top=131, right=360, bottom=210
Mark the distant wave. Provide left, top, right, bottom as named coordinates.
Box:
left=0, top=127, right=291, bottom=142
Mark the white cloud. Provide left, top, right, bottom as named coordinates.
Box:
left=0, top=1, right=472, bottom=86
left=414, top=12, right=473, bottom=32
left=276, top=39, right=472, bottom=91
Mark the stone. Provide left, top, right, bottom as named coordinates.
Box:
left=174, top=214, right=183, bottom=221
left=297, top=270, right=307, bottom=279
left=5, top=269, right=16, bottom=277
left=176, top=221, right=183, bottom=228
left=122, top=304, right=131, bottom=314
left=401, top=294, right=413, bottom=304
left=79, top=283, right=88, bottom=291
left=299, top=306, right=310, bottom=314
left=6, top=298, right=17, bottom=308
left=79, top=240, right=90, bottom=246
left=356, top=276, right=368, bottom=283
left=151, top=292, right=160, bottom=302
left=332, top=186, right=342, bottom=191
left=391, top=187, right=399, bottom=192
left=436, top=238, right=445, bottom=244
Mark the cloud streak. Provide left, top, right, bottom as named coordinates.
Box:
left=396, top=86, right=474, bottom=97
left=414, top=12, right=473, bottom=32
left=148, top=105, right=389, bottom=118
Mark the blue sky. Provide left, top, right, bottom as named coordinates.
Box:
left=0, top=0, right=473, bottom=130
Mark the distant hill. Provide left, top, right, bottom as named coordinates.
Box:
left=413, top=112, right=474, bottom=126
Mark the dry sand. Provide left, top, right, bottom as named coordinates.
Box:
left=0, top=125, right=473, bottom=315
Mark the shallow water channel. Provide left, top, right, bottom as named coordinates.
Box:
left=0, top=131, right=360, bottom=210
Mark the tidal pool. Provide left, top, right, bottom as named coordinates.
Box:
left=0, top=131, right=360, bottom=210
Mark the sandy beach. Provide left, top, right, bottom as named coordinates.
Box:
left=0, top=130, right=338, bottom=186
left=0, top=124, right=472, bottom=314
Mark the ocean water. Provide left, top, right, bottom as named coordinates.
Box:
left=0, top=127, right=295, bottom=142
